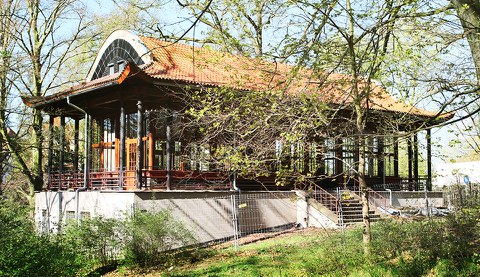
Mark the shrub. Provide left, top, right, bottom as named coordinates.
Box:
left=123, top=209, right=196, bottom=267
left=0, top=200, right=82, bottom=277
left=62, top=216, right=125, bottom=268
left=371, top=203, right=480, bottom=275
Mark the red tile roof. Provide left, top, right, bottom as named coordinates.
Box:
left=23, top=34, right=452, bottom=121
left=139, top=36, right=450, bottom=119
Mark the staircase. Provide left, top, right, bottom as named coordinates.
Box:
left=339, top=195, right=382, bottom=225
left=310, top=186, right=384, bottom=226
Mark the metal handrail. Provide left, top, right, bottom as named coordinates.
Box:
left=312, top=184, right=339, bottom=215
left=367, top=189, right=389, bottom=212
left=345, top=185, right=389, bottom=213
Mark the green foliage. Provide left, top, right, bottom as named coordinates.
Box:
left=123, top=209, right=196, bottom=267
left=62, top=216, right=125, bottom=268
left=186, top=86, right=330, bottom=184
left=371, top=205, right=480, bottom=276
left=0, top=201, right=202, bottom=275
left=0, top=200, right=82, bottom=277
left=155, top=206, right=480, bottom=276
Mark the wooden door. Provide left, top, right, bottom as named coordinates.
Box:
left=125, top=139, right=137, bottom=189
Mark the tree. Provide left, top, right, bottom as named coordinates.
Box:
left=176, top=0, right=465, bottom=253
left=179, top=0, right=303, bottom=58
left=451, top=0, right=480, bottom=82
left=0, top=0, right=21, bottom=190
left=0, top=0, right=91, bottom=201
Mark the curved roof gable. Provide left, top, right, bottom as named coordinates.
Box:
left=86, top=30, right=152, bottom=81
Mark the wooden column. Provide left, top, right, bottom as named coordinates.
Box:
left=335, top=138, right=343, bottom=184
left=166, top=114, right=172, bottom=191
left=119, top=102, right=126, bottom=189
left=148, top=132, right=154, bottom=170
left=407, top=136, right=413, bottom=190
left=99, top=119, right=104, bottom=171
left=413, top=133, right=419, bottom=190
left=136, top=100, right=144, bottom=189
left=378, top=137, right=385, bottom=182
left=59, top=116, right=65, bottom=176
left=394, top=137, right=399, bottom=177
left=47, top=115, right=54, bottom=188
left=147, top=111, right=154, bottom=171
left=85, top=115, right=91, bottom=188
left=426, top=129, right=432, bottom=191
left=303, top=143, right=310, bottom=174
left=73, top=118, right=79, bottom=172
left=316, top=140, right=325, bottom=176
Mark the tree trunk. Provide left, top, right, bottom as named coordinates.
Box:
left=346, top=0, right=371, bottom=254
left=32, top=108, right=44, bottom=193
left=451, top=0, right=480, bottom=82
left=358, top=137, right=371, bottom=253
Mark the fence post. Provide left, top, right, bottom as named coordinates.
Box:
left=336, top=187, right=344, bottom=229
left=424, top=183, right=430, bottom=217
left=231, top=194, right=239, bottom=251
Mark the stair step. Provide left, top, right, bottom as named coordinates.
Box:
left=340, top=201, right=361, bottom=205
left=342, top=218, right=382, bottom=224
left=310, top=189, right=385, bottom=226
left=342, top=214, right=381, bottom=219
left=341, top=209, right=365, bottom=213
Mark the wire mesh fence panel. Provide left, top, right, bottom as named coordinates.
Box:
left=235, top=192, right=297, bottom=237
left=135, top=191, right=298, bottom=248
left=136, top=193, right=234, bottom=244
left=443, top=185, right=480, bottom=208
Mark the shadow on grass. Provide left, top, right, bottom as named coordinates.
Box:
left=171, top=255, right=261, bottom=276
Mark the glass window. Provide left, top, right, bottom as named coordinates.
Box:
left=366, top=137, right=379, bottom=177
left=342, top=138, right=356, bottom=175
left=384, top=137, right=395, bottom=176
left=324, top=139, right=336, bottom=176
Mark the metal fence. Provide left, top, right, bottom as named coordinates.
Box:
left=134, top=191, right=299, bottom=250
left=443, top=185, right=480, bottom=209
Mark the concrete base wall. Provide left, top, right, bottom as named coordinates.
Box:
left=35, top=191, right=135, bottom=232
left=374, top=191, right=445, bottom=208
left=35, top=190, right=298, bottom=243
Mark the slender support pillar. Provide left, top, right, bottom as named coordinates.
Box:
left=378, top=137, right=385, bottom=184
left=147, top=112, right=155, bottom=171
left=166, top=115, right=172, bottom=191
left=73, top=118, right=79, bottom=172
left=317, top=140, right=325, bottom=176
left=47, top=115, right=54, bottom=188
left=413, top=133, right=419, bottom=190
left=59, top=116, right=65, bottom=177
left=137, top=100, right=144, bottom=189
left=426, top=129, right=432, bottom=191
left=394, top=138, right=399, bottom=177
left=407, top=136, right=413, bottom=190
left=119, top=102, right=126, bottom=189
left=148, top=132, right=154, bottom=170
left=85, top=115, right=91, bottom=188
left=99, top=120, right=104, bottom=171
left=303, top=143, right=310, bottom=174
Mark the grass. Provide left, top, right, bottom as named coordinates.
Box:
left=107, top=217, right=480, bottom=277
left=108, top=228, right=369, bottom=276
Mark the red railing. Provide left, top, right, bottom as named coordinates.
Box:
left=48, top=171, right=84, bottom=190
left=48, top=169, right=231, bottom=191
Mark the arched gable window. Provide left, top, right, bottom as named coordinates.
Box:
left=90, top=38, right=145, bottom=80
